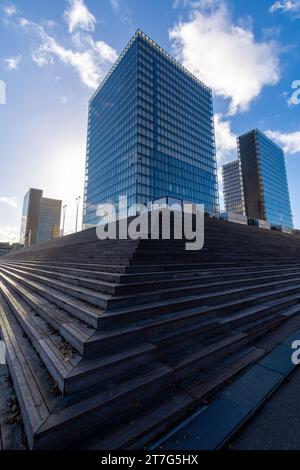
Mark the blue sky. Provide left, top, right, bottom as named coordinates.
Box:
left=0, top=0, right=299, bottom=241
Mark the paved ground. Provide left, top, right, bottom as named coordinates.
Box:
left=230, top=364, right=300, bottom=450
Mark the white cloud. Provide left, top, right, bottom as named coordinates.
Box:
left=0, top=226, right=19, bottom=243
left=270, top=1, right=300, bottom=18
left=213, top=113, right=237, bottom=200
left=18, top=17, right=30, bottom=27
left=0, top=196, right=18, bottom=208
left=169, top=1, right=281, bottom=115
left=4, top=55, right=21, bottom=70
left=60, top=95, right=69, bottom=104
left=3, top=2, right=17, bottom=17
left=110, top=0, right=120, bottom=13
left=109, top=0, right=132, bottom=24
left=19, top=19, right=117, bottom=89
left=214, top=116, right=300, bottom=160
left=84, top=34, right=118, bottom=62
left=64, top=0, right=96, bottom=33
left=173, top=0, right=220, bottom=8
left=214, top=113, right=237, bottom=167
left=266, top=130, right=300, bottom=154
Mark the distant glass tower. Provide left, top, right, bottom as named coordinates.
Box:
left=238, top=129, right=293, bottom=228
left=83, top=30, right=219, bottom=229
left=222, top=160, right=245, bottom=215
left=20, top=189, right=62, bottom=246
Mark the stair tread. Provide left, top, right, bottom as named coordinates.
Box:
left=67, top=343, right=157, bottom=378
left=279, top=303, right=300, bottom=317
left=0, top=273, right=159, bottom=393
left=0, top=262, right=117, bottom=290
left=81, top=346, right=265, bottom=450
left=0, top=366, right=27, bottom=450
left=154, top=317, right=219, bottom=343
left=3, top=214, right=300, bottom=450
left=0, top=296, right=52, bottom=444
left=170, top=332, right=247, bottom=368
left=0, top=278, right=80, bottom=388
left=110, top=276, right=300, bottom=305
left=238, top=313, right=286, bottom=333
left=181, top=345, right=265, bottom=399
left=0, top=265, right=112, bottom=304
left=5, top=265, right=300, bottom=331
left=103, top=286, right=300, bottom=323
left=83, top=389, right=193, bottom=450
left=0, top=267, right=102, bottom=326
left=4, top=261, right=300, bottom=291
left=0, top=270, right=95, bottom=347
left=219, top=296, right=300, bottom=325
left=37, top=362, right=172, bottom=434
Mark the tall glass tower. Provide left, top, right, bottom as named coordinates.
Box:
left=83, top=30, right=219, bottom=229
left=222, top=160, right=245, bottom=215
left=20, top=189, right=62, bottom=246
left=238, top=129, right=293, bottom=229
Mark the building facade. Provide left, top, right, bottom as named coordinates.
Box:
left=38, top=198, right=62, bottom=243
left=20, top=188, right=62, bottom=246
left=20, top=188, right=43, bottom=246
left=222, top=160, right=245, bottom=215
left=238, top=129, right=293, bottom=228
left=0, top=242, right=11, bottom=257
left=83, top=30, right=219, bottom=229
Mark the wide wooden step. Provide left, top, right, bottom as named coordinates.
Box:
left=0, top=279, right=80, bottom=394
left=116, top=267, right=300, bottom=293
left=33, top=362, right=173, bottom=449
left=6, top=260, right=300, bottom=291
left=0, top=293, right=174, bottom=449
left=0, top=268, right=102, bottom=328
left=7, top=258, right=300, bottom=269
left=180, top=346, right=265, bottom=401
left=1, top=260, right=128, bottom=274
left=0, top=296, right=54, bottom=448
left=81, top=389, right=193, bottom=450
left=80, top=346, right=265, bottom=450
left=0, top=265, right=112, bottom=309
left=0, top=262, right=118, bottom=295
left=0, top=270, right=95, bottom=354
left=2, top=214, right=300, bottom=450
left=98, top=285, right=300, bottom=327
left=163, top=332, right=248, bottom=381
left=65, top=342, right=157, bottom=394
left=109, top=276, right=300, bottom=309
left=0, top=364, right=27, bottom=450
left=5, top=261, right=300, bottom=302
left=0, top=276, right=159, bottom=395
left=1, top=261, right=123, bottom=283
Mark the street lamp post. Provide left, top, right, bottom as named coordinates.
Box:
left=75, top=196, right=81, bottom=233
left=62, top=205, right=67, bottom=236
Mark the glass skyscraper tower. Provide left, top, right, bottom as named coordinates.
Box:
left=83, top=30, right=219, bottom=229
left=238, top=129, right=293, bottom=229
left=222, top=160, right=245, bottom=215
left=20, top=188, right=62, bottom=247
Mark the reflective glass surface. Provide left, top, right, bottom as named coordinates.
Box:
left=239, top=129, right=293, bottom=229
left=83, top=31, right=219, bottom=228
left=222, top=160, right=245, bottom=215
left=256, top=130, right=293, bottom=228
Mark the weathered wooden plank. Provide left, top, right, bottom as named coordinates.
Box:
left=0, top=368, right=26, bottom=450
left=0, top=279, right=79, bottom=393
left=35, top=363, right=173, bottom=449
left=0, top=298, right=50, bottom=448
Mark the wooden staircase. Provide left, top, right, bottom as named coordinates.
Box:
left=1, top=216, right=300, bottom=449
